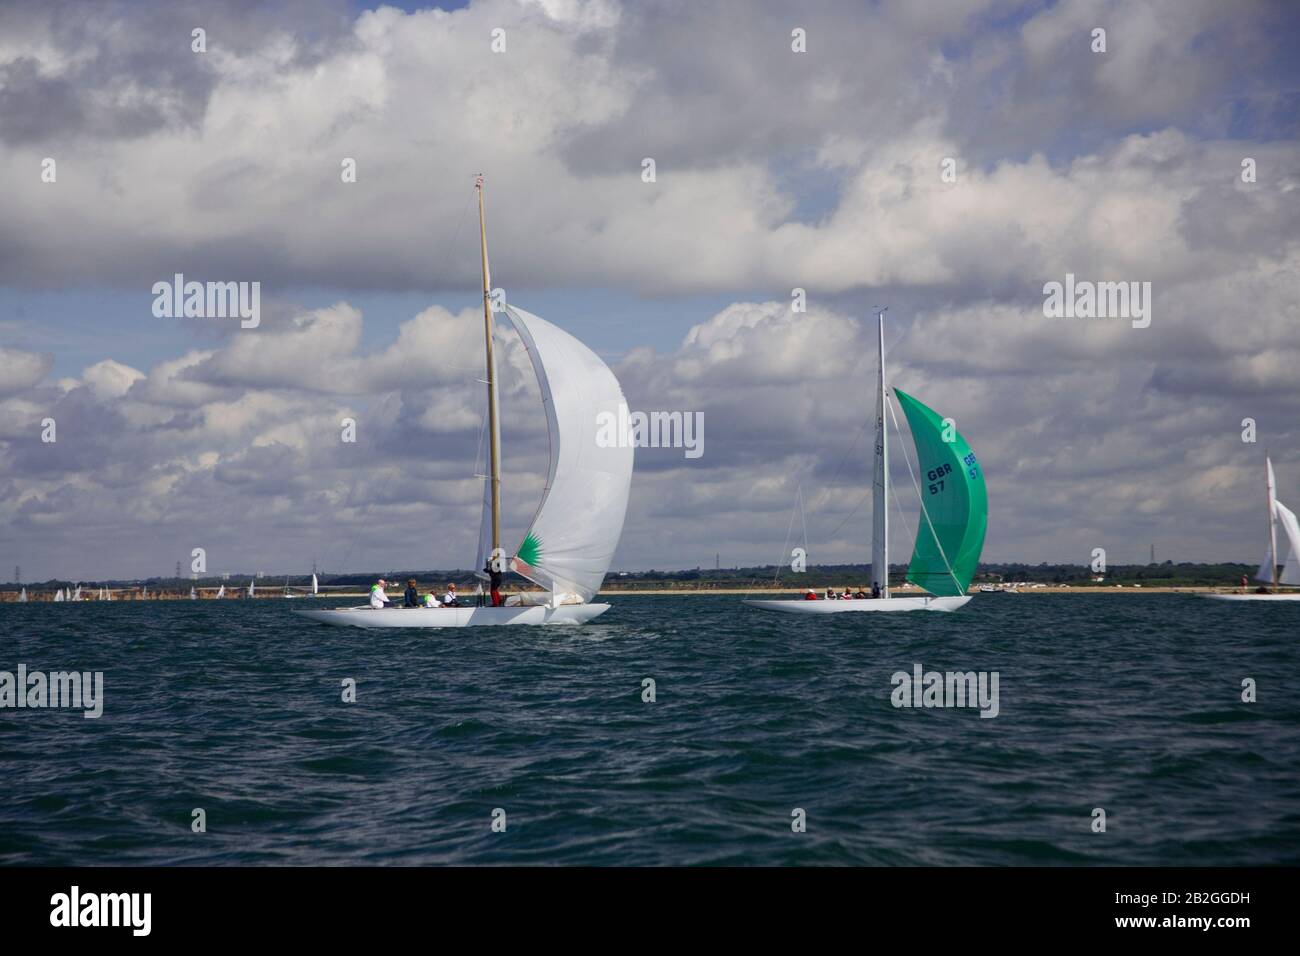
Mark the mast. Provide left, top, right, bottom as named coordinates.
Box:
left=476, top=174, right=502, bottom=557
left=1266, top=453, right=1279, bottom=593
left=872, top=306, right=890, bottom=598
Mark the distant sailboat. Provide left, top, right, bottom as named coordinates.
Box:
left=746, top=308, right=988, bottom=614
left=190, top=586, right=197, bottom=600
left=311, top=573, right=319, bottom=596
left=1201, top=454, right=1300, bottom=602
left=248, top=580, right=255, bottom=598
left=298, top=175, right=633, bottom=629
left=53, top=589, right=65, bottom=602
left=141, top=586, right=147, bottom=599
left=18, top=587, right=27, bottom=603
left=71, top=584, right=82, bottom=601
left=216, top=584, right=226, bottom=599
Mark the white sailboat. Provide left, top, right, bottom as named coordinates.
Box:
left=1200, top=455, right=1300, bottom=602
left=247, top=580, right=255, bottom=598
left=189, top=586, right=197, bottom=600
left=53, top=588, right=65, bottom=602
left=311, top=573, right=318, bottom=596
left=71, top=584, right=82, bottom=601
left=297, top=176, right=634, bottom=629
left=18, top=588, right=26, bottom=603
left=746, top=308, right=988, bottom=614
left=216, top=584, right=226, bottom=599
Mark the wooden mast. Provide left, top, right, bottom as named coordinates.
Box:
left=476, top=175, right=502, bottom=557
left=1267, top=453, right=1279, bottom=593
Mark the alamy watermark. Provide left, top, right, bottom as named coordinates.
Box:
left=152, top=273, right=260, bottom=328
left=891, top=663, right=999, bottom=718
left=50, top=886, right=150, bottom=936
left=596, top=402, right=703, bottom=459
left=1, top=665, right=103, bottom=718
left=1042, top=273, right=1150, bottom=329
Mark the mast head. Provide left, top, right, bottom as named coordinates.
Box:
left=475, top=173, right=484, bottom=191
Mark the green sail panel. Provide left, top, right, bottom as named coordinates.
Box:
left=893, top=387, right=988, bottom=597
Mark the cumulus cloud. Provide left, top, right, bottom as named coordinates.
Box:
left=0, top=0, right=1297, bottom=579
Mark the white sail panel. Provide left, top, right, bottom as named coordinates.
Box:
left=502, top=304, right=633, bottom=603
left=1257, top=498, right=1300, bottom=585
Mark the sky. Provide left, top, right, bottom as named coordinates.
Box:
left=1, top=0, right=1298, bottom=581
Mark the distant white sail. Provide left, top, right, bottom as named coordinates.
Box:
left=1258, top=498, right=1300, bottom=585
left=248, top=580, right=255, bottom=597
left=216, top=584, right=225, bottom=598
left=54, top=589, right=64, bottom=602
left=18, top=588, right=26, bottom=602
left=501, top=304, right=634, bottom=604
left=190, top=586, right=197, bottom=600
left=72, top=585, right=81, bottom=601
left=311, top=573, right=318, bottom=595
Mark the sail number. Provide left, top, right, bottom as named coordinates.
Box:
left=927, top=463, right=951, bottom=495
left=927, top=454, right=979, bottom=494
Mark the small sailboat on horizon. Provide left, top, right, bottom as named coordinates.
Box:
left=1200, top=454, right=1300, bottom=602
left=746, top=308, right=988, bottom=615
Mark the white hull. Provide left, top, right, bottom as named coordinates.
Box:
left=293, top=603, right=612, bottom=628
left=745, top=595, right=972, bottom=614
left=1196, top=592, right=1300, bottom=602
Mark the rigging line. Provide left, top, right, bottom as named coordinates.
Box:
left=798, top=484, right=809, bottom=557
left=330, top=190, right=477, bottom=576
left=742, top=482, right=802, bottom=602
left=821, top=418, right=870, bottom=491
left=886, top=396, right=965, bottom=595
left=825, top=485, right=872, bottom=541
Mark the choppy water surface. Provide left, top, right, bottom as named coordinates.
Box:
left=2, top=594, right=1297, bottom=865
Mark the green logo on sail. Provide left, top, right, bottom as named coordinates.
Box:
left=517, top=532, right=543, bottom=567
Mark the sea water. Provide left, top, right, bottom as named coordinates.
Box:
left=1, top=594, right=1296, bottom=865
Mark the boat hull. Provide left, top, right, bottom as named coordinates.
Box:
left=292, top=603, right=612, bottom=628
left=1195, top=593, right=1300, bottom=602
left=744, top=595, right=972, bottom=614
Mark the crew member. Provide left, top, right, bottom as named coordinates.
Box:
left=369, top=578, right=393, bottom=609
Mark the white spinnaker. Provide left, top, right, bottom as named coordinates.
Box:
left=502, top=304, right=633, bottom=603
left=1259, top=498, right=1300, bottom=585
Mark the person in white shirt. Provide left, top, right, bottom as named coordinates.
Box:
left=369, top=578, right=392, bottom=609
left=442, top=583, right=461, bottom=607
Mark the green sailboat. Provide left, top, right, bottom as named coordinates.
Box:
left=747, top=308, right=987, bottom=614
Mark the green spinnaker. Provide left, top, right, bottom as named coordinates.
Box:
left=893, top=387, right=988, bottom=597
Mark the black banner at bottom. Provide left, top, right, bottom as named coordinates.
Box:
left=0, top=866, right=1281, bottom=941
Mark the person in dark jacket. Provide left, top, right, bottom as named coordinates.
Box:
left=403, top=578, right=420, bottom=608
left=484, top=562, right=505, bottom=607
